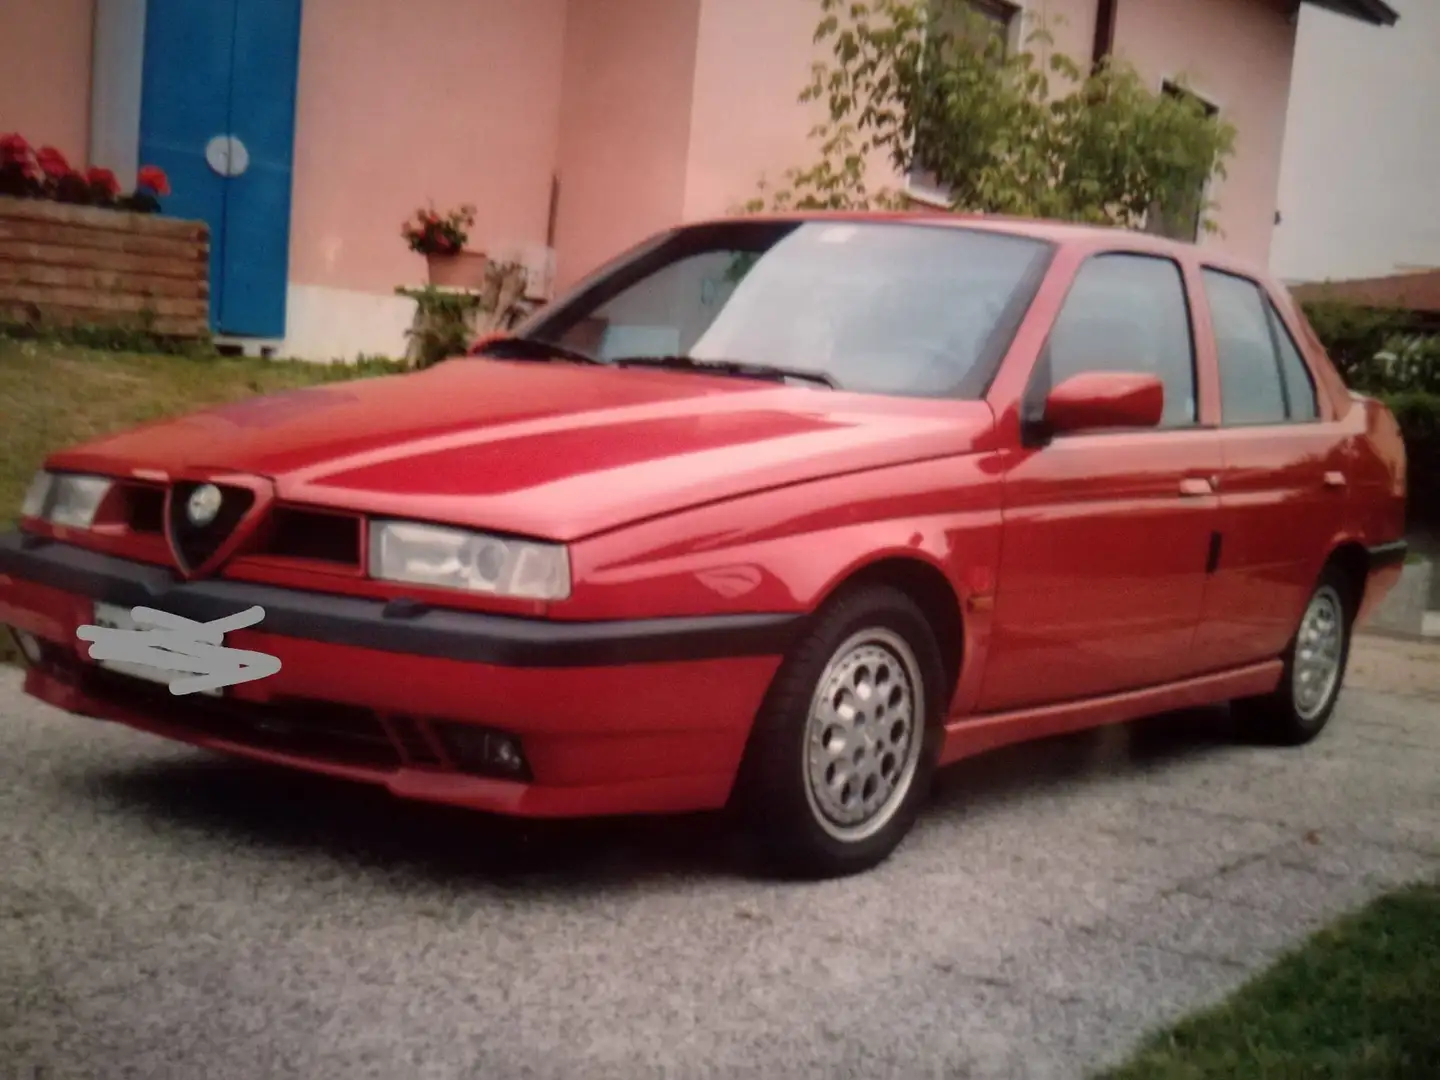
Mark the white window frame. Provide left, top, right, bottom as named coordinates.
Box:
left=902, top=0, right=1027, bottom=208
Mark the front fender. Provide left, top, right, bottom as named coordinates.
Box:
left=563, top=453, right=1004, bottom=622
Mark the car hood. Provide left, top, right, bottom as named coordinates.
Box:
left=51, top=359, right=997, bottom=540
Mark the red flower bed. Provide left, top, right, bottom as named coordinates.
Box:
left=0, top=133, right=171, bottom=212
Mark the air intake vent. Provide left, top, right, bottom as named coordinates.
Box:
left=120, top=483, right=165, bottom=534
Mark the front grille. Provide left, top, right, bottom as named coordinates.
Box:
left=263, top=507, right=362, bottom=567
left=81, top=666, right=401, bottom=769
left=113, top=479, right=363, bottom=571
left=388, top=715, right=444, bottom=767
left=167, top=481, right=256, bottom=570
left=119, top=483, right=165, bottom=534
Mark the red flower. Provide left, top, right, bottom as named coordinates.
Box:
left=36, top=146, right=70, bottom=180
left=137, top=164, right=171, bottom=196
left=0, top=132, right=30, bottom=164
left=86, top=167, right=120, bottom=197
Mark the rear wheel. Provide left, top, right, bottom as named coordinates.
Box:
left=732, top=584, right=947, bottom=879
left=1236, top=565, right=1355, bottom=746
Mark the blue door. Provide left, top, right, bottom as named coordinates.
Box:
left=139, top=0, right=303, bottom=339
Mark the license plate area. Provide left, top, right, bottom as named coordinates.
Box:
left=89, top=602, right=222, bottom=698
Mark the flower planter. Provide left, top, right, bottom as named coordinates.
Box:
left=426, top=249, right=489, bottom=290
left=0, top=195, right=210, bottom=338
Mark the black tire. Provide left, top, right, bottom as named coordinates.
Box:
left=1235, top=563, right=1356, bottom=746
left=730, top=584, right=948, bottom=879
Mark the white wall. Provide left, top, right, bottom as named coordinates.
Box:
left=1270, top=0, right=1440, bottom=283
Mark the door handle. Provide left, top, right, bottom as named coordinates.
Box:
left=1179, top=476, right=1215, bottom=497
left=1323, top=471, right=1347, bottom=489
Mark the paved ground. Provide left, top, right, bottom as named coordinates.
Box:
left=1, top=639, right=1437, bottom=1080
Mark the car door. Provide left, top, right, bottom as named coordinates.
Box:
left=1189, top=267, right=1349, bottom=671
left=978, top=250, right=1224, bottom=713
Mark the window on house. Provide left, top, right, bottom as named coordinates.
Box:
left=1203, top=268, right=1319, bottom=425
left=907, top=0, right=1021, bottom=202
left=1145, top=82, right=1220, bottom=243
left=1033, top=253, right=1198, bottom=428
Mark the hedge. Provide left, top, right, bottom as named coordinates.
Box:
left=1301, top=299, right=1438, bottom=526
left=1381, top=392, right=1440, bottom=525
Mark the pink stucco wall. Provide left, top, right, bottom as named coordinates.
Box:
left=5, top=0, right=1297, bottom=319
left=681, top=0, right=832, bottom=220
left=287, top=0, right=568, bottom=295
left=0, top=0, right=93, bottom=166
left=551, top=0, right=703, bottom=293
left=1113, top=0, right=1297, bottom=265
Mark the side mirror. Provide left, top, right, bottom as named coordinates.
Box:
left=1040, top=371, right=1165, bottom=436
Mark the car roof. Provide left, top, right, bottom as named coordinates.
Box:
left=685, top=209, right=1277, bottom=286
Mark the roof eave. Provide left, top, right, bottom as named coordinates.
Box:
left=1303, top=0, right=1401, bottom=27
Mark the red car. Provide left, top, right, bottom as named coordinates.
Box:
left=0, top=213, right=1408, bottom=878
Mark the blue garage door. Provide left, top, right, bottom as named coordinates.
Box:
left=139, top=0, right=304, bottom=339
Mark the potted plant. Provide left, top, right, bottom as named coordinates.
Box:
left=402, top=202, right=486, bottom=289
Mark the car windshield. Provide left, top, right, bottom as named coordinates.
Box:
left=513, top=219, right=1054, bottom=398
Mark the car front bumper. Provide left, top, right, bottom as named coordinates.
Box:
left=0, top=531, right=799, bottom=818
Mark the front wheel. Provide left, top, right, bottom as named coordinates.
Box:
left=1236, top=565, right=1354, bottom=746
left=731, top=584, right=947, bottom=879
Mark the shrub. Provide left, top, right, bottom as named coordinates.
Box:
left=1298, top=299, right=1415, bottom=391
left=1382, top=392, right=1440, bottom=526
left=1371, top=334, right=1440, bottom=395
left=396, top=286, right=483, bottom=368
left=741, top=0, right=1236, bottom=230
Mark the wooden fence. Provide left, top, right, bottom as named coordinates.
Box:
left=0, top=195, right=210, bottom=338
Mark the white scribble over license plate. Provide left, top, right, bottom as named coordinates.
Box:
left=91, top=602, right=222, bottom=697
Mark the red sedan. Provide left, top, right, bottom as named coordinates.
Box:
left=0, top=213, right=1408, bottom=878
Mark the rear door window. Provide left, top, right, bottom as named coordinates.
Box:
left=1203, top=269, right=1320, bottom=425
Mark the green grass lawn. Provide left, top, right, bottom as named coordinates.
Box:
left=1, top=336, right=396, bottom=663
left=1098, top=880, right=1440, bottom=1080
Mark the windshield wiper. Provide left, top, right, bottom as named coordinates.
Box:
left=611, top=354, right=837, bottom=389
left=472, top=335, right=602, bottom=366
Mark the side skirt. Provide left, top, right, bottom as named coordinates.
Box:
left=938, top=660, right=1284, bottom=767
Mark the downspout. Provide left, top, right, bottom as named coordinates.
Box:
left=1091, top=0, right=1118, bottom=69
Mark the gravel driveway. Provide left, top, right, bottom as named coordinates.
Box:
left=2, top=637, right=1437, bottom=1080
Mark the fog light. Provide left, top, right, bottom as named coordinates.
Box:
left=492, top=738, right=524, bottom=773
left=9, top=628, right=43, bottom=666
left=438, top=723, right=532, bottom=781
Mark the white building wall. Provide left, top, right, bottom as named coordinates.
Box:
left=1270, top=0, right=1440, bottom=284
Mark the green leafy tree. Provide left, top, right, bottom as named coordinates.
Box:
left=742, top=0, right=1237, bottom=235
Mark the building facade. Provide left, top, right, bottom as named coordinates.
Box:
left=0, top=0, right=1398, bottom=361
left=1271, top=0, right=1437, bottom=284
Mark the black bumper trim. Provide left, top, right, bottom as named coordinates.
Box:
left=0, top=531, right=804, bottom=668
left=1366, top=540, right=1409, bottom=571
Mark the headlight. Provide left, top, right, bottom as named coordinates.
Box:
left=21, top=471, right=113, bottom=528
left=369, top=520, right=571, bottom=601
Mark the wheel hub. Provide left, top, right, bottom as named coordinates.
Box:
left=803, top=629, right=925, bottom=843
left=1293, top=585, right=1344, bottom=721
